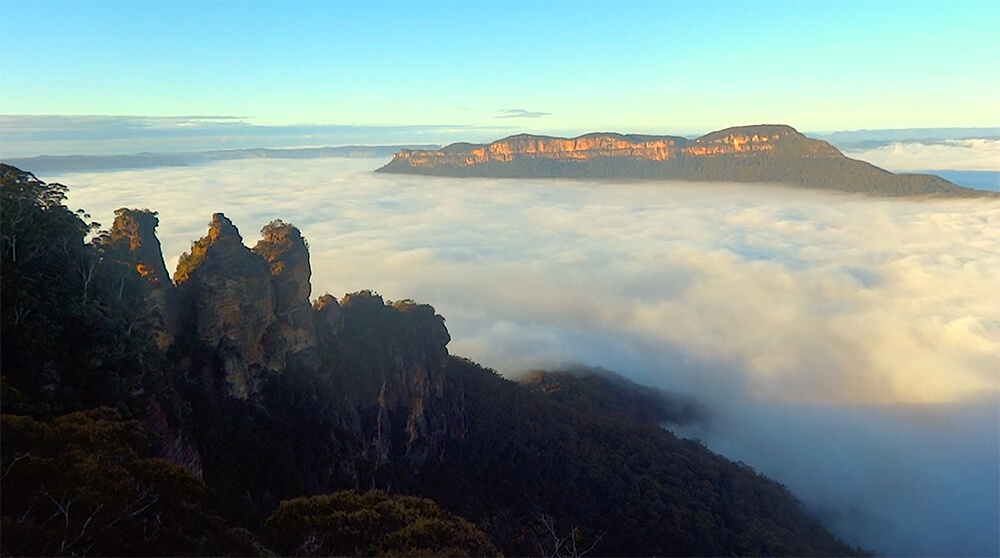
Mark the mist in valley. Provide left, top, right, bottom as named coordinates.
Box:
left=52, top=154, right=999, bottom=556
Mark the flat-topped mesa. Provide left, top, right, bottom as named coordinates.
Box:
left=383, top=125, right=831, bottom=168
left=471, top=133, right=687, bottom=163
left=377, top=123, right=983, bottom=196
left=391, top=133, right=685, bottom=168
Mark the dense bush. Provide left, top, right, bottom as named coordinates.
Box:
left=263, top=490, right=497, bottom=557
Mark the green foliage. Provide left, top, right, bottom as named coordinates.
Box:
left=0, top=166, right=161, bottom=418
left=263, top=490, right=497, bottom=557
left=173, top=234, right=213, bottom=284
left=254, top=218, right=309, bottom=264
left=418, top=357, right=864, bottom=557
left=0, top=408, right=248, bottom=556
left=520, top=369, right=706, bottom=428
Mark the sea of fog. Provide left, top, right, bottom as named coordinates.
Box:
left=49, top=157, right=999, bottom=556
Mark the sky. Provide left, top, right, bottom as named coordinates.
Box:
left=1, top=0, right=999, bottom=140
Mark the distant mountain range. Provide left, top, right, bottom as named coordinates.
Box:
left=815, top=127, right=1000, bottom=150
left=5, top=145, right=441, bottom=174
left=377, top=124, right=991, bottom=197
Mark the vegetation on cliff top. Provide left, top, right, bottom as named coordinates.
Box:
left=263, top=490, right=497, bottom=557
left=520, top=368, right=708, bottom=428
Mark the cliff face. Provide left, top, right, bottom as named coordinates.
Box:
left=101, top=209, right=202, bottom=476
left=98, top=209, right=458, bottom=489
left=253, top=220, right=319, bottom=374
left=384, top=125, right=834, bottom=168
left=105, top=209, right=179, bottom=350
left=330, top=293, right=453, bottom=466
left=175, top=214, right=280, bottom=400
left=378, top=124, right=978, bottom=196
left=161, top=213, right=454, bottom=514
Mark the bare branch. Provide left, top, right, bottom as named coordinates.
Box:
left=1, top=452, right=31, bottom=481
left=537, top=514, right=603, bottom=558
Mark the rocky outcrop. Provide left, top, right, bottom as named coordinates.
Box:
left=174, top=213, right=280, bottom=399
left=165, top=213, right=453, bottom=494
left=313, top=294, right=345, bottom=339
left=378, top=124, right=981, bottom=196
left=253, top=220, right=319, bottom=374
left=330, top=292, right=452, bottom=466
left=104, top=208, right=179, bottom=349
left=102, top=208, right=208, bottom=480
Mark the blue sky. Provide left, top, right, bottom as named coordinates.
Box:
left=1, top=0, right=998, bottom=138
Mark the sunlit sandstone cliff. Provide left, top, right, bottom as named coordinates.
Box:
left=378, top=124, right=982, bottom=197
left=393, top=125, right=821, bottom=166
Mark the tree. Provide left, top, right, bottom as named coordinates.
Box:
left=0, top=409, right=240, bottom=556
left=536, top=514, right=604, bottom=558
left=263, top=490, right=497, bottom=557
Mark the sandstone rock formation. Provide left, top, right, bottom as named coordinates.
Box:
left=378, top=124, right=982, bottom=197
left=104, top=208, right=178, bottom=349
left=333, top=293, right=452, bottom=465
left=388, top=125, right=820, bottom=167
left=164, top=213, right=454, bottom=493
left=253, top=220, right=319, bottom=374
left=175, top=213, right=279, bottom=399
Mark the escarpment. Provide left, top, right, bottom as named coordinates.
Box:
left=390, top=125, right=815, bottom=167
left=378, top=124, right=982, bottom=196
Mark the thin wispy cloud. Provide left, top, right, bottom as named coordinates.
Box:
left=53, top=158, right=1000, bottom=557
left=0, top=115, right=515, bottom=158
left=496, top=108, right=551, bottom=119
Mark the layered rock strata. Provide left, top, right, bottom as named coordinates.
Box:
left=175, top=214, right=278, bottom=399
left=378, top=124, right=980, bottom=196
left=389, top=125, right=818, bottom=167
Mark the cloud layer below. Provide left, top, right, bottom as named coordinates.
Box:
left=846, top=138, right=1000, bottom=172
left=54, top=159, right=1000, bottom=556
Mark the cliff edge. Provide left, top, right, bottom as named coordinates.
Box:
left=378, top=124, right=985, bottom=197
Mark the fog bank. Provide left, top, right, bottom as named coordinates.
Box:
left=55, top=158, right=1000, bottom=556
left=845, top=138, right=1000, bottom=172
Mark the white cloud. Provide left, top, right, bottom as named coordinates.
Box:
left=847, top=138, right=1000, bottom=171
left=54, top=158, right=1000, bottom=556
left=496, top=108, right=551, bottom=119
